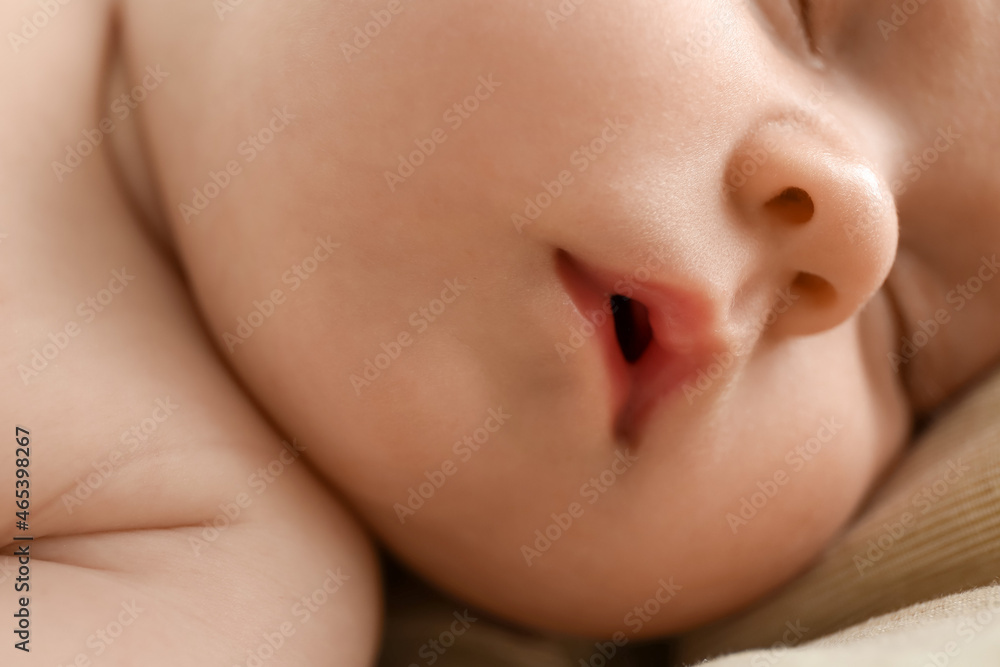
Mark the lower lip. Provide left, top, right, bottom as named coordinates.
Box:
left=614, top=341, right=705, bottom=441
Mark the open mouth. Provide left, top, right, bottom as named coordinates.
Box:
left=557, top=250, right=721, bottom=444
left=611, top=295, right=653, bottom=364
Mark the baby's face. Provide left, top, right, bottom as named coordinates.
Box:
left=176, top=0, right=1000, bottom=636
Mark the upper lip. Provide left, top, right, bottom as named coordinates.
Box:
left=556, top=250, right=725, bottom=444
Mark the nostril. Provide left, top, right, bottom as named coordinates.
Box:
left=792, top=271, right=836, bottom=308
left=611, top=295, right=653, bottom=363
left=766, top=187, right=814, bottom=224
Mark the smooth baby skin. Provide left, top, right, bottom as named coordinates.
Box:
left=126, top=0, right=1000, bottom=640
left=0, top=0, right=380, bottom=664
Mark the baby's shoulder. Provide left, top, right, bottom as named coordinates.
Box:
left=1, top=3, right=380, bottom=663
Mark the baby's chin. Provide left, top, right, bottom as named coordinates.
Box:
left=391, top=513, right=838, bottom=639
left=369, top=445, right=880, bottom=639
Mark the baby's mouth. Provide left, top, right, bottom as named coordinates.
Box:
left=557, top=251, right=722, bottom=444
left=611, top=295, right=653, bottom=363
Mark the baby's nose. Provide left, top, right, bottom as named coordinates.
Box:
left=726, top=119, right=899, bottom=338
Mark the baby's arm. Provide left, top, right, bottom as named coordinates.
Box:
left=0, top=1, right=379, bottom=663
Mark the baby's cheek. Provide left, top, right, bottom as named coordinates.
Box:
left=634, top=327, right=905, bottom=619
